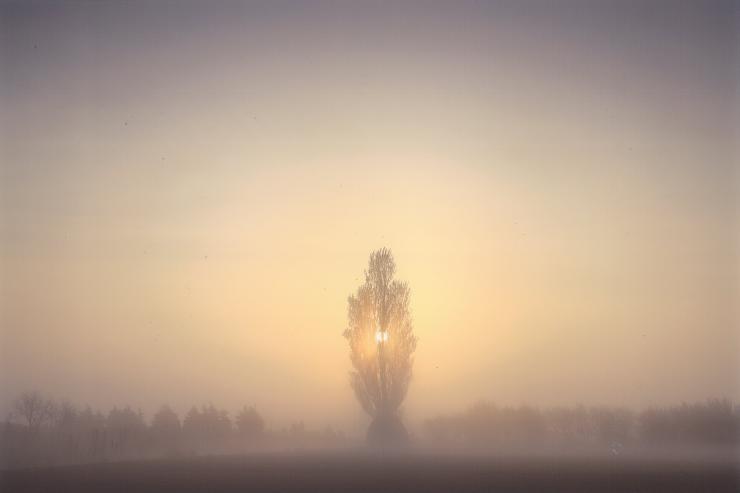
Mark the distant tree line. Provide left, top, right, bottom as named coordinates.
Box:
left=423, top=399, right=740, bottom=452
left=1, top=391, right=345, bottom=469
left=5, top=392, right=738, bottom=468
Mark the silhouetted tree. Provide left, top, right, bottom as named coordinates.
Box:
left=182, top=405, right=231, bottom=453
left=50, top=401, right=78, bottom=430
left=235, top=406, right=264, bottom=439
left=48, top=401, right=80, bottom=460
left=182, top=406, right=202, bottom=450
left=76, top=406, right=107, bottom=460
left=13, top=391, right=54, bottom=430
left=151, top=405, right=181, bottom=452
left=107, top=407, right=147, bottom=457
left=344, top=248, right=417, bottom=443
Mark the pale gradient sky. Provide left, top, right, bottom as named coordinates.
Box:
left=1, top=1, right=738, bottom=433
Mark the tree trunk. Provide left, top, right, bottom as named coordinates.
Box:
left=366, top=412, right=409, bottom=446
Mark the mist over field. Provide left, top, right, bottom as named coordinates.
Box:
left=1, top=0, right=738, bottom=491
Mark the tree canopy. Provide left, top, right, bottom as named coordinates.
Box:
left=344, top=248, right=417, bottom=419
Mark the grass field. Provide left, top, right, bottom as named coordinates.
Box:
left=2, top=450, right=738, bottom=493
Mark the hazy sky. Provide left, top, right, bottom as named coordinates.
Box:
left=1, top=1, right=738, bottom=433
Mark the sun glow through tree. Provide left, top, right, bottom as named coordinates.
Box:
left=344, top=248, right=417, bottom=443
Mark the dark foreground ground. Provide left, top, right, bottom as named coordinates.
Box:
left=2, top=450, right=738, bottom=493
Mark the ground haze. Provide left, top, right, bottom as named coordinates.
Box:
left=2, top=451, right=739, bottom=493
